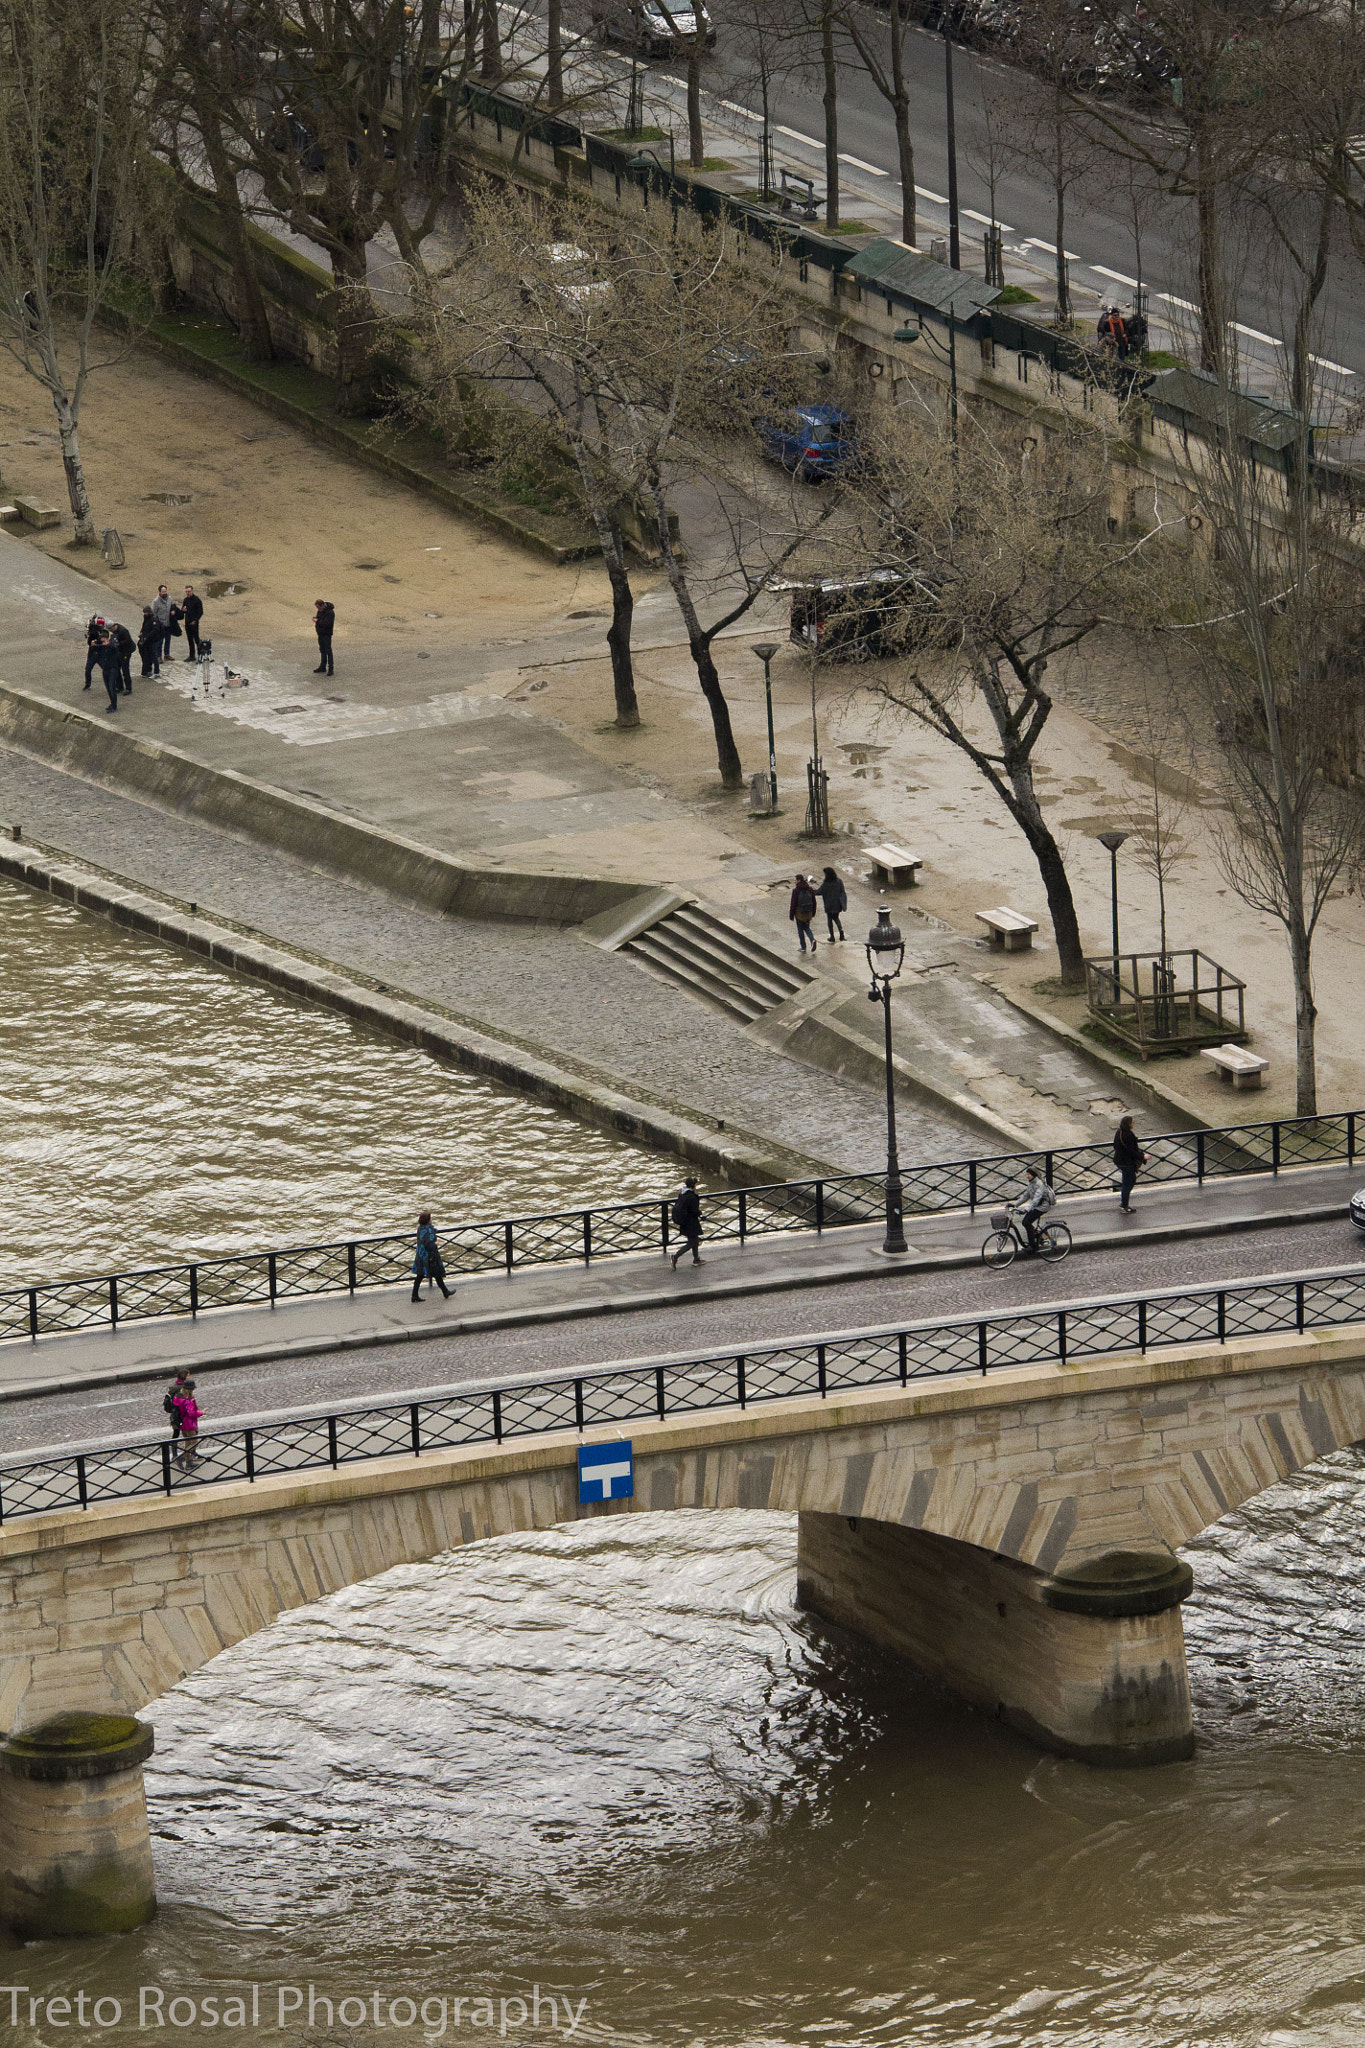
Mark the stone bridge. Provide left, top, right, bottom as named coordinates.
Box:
left=4, top=1321, right=1365, bottom=1937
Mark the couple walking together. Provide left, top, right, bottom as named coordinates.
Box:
left=789, top=868, right=846, bottom=955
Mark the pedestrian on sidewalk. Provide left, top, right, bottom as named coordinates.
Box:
left=82, top=614, right=106, bottom=691
left=313, top=599, right=335, bottom=676
left=163, top=1368, right=192, bottom=1438
left=1114, top=1114, right=1147, bottom=1214
left=181, top=584, right=204, bottom=661
left=819, top=865, right=847, bottom=942
left=113, top=621, right=135, bottom=695
left=789, top=875, right=818, bottom=954
left=173, top=1379, right=202, bottom=1469
left=94, top=631, right=122, bottom=713
left=151, top=585, right=172, bottom=667
left=670, top=1176, right=705, bottom=1268
left=137, top=606, right=159, bottom=677
left=411, top=1210, right=451, bottom=1302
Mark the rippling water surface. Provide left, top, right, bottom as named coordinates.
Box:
left=8, top=1479, right=1365, bottom=2047
left=0, top=880, right=670, bottom=1282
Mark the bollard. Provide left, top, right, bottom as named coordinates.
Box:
left=0, top=1711, right=156, bottom=1938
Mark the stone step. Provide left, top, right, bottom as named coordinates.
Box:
left=626, top=927, right=770, bottom=1022
left=623, top=902, right=814, bottom=1022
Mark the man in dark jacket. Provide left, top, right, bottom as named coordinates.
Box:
left=789, top=875, right=818, bottom=954
left=670, top=1176, right=704, bottom=1269
left=94, top=632, right=122, bottom=712
left=181, top=584, right=204, bottom=661
left=819, top=866, right=847, bottom=941
left=314, top=598, right=335, bottom=676
left=1113, top=1115, right=1146, bottom=1214
left=112, top=621, right=136, bottom=694
left=137, top=606, right=159, bottom=677
left=82, top=614, right=106, bottom=690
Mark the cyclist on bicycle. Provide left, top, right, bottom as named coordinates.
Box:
left=1018, top=1168, right=1056, bottom=1254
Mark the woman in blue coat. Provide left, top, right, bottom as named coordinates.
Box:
left=411, top=1210, right=451, bottom=1302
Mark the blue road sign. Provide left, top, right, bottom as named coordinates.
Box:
left=579, top=1440, right=634, bottom=1503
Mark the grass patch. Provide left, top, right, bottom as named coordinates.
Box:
left=825, top=219, right=876, bottom=235
left=601, top=125, right=667, bottom=142
left=994, top=283, right=1039, bottom=305
left=1144, top=348, right=1181, bottom=369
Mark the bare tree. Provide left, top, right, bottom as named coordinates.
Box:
left=840, top=0, right=919, bottom=247
left=836, top=399, right=1174, bottom=983
left=1126, top=662, right=1195, bottom=962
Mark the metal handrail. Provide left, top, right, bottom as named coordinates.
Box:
left=0, top=1109, right=1359, bottom=1347
left=2, top=1259, right=1362, bottom=1526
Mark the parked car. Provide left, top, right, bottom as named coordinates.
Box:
left=592, top=0, right=714, bottom=57
left=756, top=404, right=857, bottom=482
left=783, top=571, right=909, bottom=660
left=1350, top=1188, right=1365, bottom=1229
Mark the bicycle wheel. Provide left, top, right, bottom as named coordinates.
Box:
left=982, top=1229, right=1016, bottom=1269
left=1038, top=1223, right=1072, bottom=1262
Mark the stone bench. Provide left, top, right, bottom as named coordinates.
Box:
left=976, top=906, right=1038, bottom=951
left=865, top=843, right=923, bottom=888
left=12, top=497, right=60, bottom=529
left=1200, top=1042, right=1269, bottom=1090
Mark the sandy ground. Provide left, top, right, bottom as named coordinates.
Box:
left=0, top=337, right=619, bottom=658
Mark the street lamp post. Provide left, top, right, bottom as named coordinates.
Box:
left=751, top=641, right=780, bottom=814
left=866, top=906, right=908, bottom=1255
left=1096, top=829, right=1128, bottom=1004
left=894, top=318, right=957, bottom=446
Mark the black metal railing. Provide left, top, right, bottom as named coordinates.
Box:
left=1, top=1110, right=1359, bottom=1348
left=3, top=1260, right=1364, bottom=1527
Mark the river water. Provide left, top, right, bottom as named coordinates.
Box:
left=4, top=1471, right=1365, bottom=2046
left=0, top=879, right=671, bottom=1285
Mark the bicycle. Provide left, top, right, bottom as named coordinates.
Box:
left=981, top=1204, right=1072, bottom=1269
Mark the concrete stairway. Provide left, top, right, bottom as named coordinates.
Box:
left=623, top=901, right=814, bottom=1023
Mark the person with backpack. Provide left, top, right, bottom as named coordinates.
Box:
left=163, top=1369, right=192, bottom=1438
left=411, top=1210, right=451, bottom=1302
left=1017, top=1167, right=1056, bottom=1254
left=819, top=865, right=847, bottom=942
left=1114, top=1114, right=1146, bottom=1214
left=789, top=874, right=818, bottom=954
left=670, top=1176, right=704, bottom=1269
left=173, top=1379, right=202, bottom=1469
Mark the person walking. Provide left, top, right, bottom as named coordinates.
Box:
left=789, top=874, right=819, bottom=955
left=163, top=1368, right=192, bottom=1440
left=112, top=621, right=135, bottom=695
left=181, top=584, right=204, bottom=661
left=173, top=1379, right=202, bottom=1470
left=1114, top=1114, right=1147, bottom=1214
left=94, top=631, right=122, bottom=713
left=313, top=599, right=336, bottom=676
left=137, top=606, right=159, bottom=678
left=82, top=614, right=107, bottom=691
left=670, top=1176, right=704, bottom=1268
left=411, top=1210, right=451, bottom=1302
left=819, top=865, right=847, bottom=942
left=151, top=584, right=172, bottom=668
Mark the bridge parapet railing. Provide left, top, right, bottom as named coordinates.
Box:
left=7, top=1263, right=1365, bottom=1526
left=0, top=1112, right=1358, bottom=1347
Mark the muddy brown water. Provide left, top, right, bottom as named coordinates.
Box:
left=0, top=878, right=673, bottom=1285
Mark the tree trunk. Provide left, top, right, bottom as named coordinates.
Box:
left=1195, top=144, right=1222, bottom=375
left=547, top=0, right=563, bottom=106
left=687, top=42, right=703, bottom=166
left=1053, top=121, right=1070, bottom=325
left=330, top=237, right=376, bottom=414
left=822, top=0, right=839, bottom=233
left=198, top=104, right=274, bottom=362
left=480, top=0, right=501, bottom=78
left=649, top=474, right=742, bottom=787
left=894, top=90, right=916, bottom=247
left=51, top=390, right=95, bottom=545
left=1023, top=806, right=1086, bottom=982
left=1289, top=914, right=1317, bottom=1116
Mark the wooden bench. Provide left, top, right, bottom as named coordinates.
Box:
left=865, top=843, right=923, bottom=889
left=1201, top=1043, right=1269, bottom=1090
left=975, top=906, right=1038, bottom=951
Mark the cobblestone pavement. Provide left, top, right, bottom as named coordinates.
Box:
left=0, top=746, right=976, bottom=1174
left=6, top=1210, right=1361, bottom=1455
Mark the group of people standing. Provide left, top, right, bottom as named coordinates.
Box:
left=83, top=583, right=204, bottom=712
left=788, top=867, right=847, bottom=955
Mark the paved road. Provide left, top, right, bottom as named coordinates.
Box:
left=7, top=1207, right=1362, bottom=1458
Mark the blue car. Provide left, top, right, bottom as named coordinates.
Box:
left=757, top=404, right=857, bottom=482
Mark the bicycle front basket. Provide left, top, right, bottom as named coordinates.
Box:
left=989, top=1211, right=1011, bottom=1230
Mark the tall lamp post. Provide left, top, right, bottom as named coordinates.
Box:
left=866, top=906, right=908, bottom=1255
left=1097, top=829, right=1128, bottom=1004
left=894, top=318, right=957, bottom=446
left=751, top=641, right=780, bottom=814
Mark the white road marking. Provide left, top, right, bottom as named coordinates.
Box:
left=1022, top=237, right=1079, bottom=259
left=720, top=98, right=761, bottom=119
left=965, top=207, right=1014, bottom=230
left=839, top=153, right=888, bottom=175
left=1312, top=354, right=1356, bottom=376
left=1158, top=291, right=1199, bottom=312
left=1090, top=264, right=1138, bottom=287
left=914, top=184, right=948, bottom=205
left=776, top=125, right=823, bottom=150
left=1232, top=322, right=1282, bottom=347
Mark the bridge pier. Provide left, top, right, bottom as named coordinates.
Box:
left=796, top=1514, right=1194, bottom=1766
left=0, top=1713, right=157, bottom=1939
